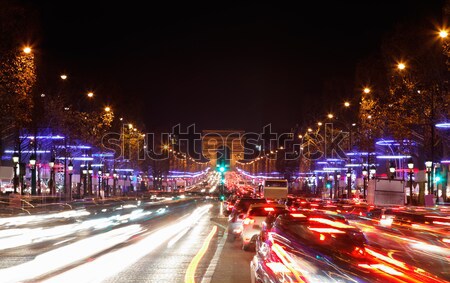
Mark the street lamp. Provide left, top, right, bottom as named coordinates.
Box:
left=407, top=159, right=414, bottom=205
left=389, top=162, right=396, bottom=180
left=346, top=168, right=352, bottom=199
left=88, top=164, right=93, bottom=195
left=29, top=153, right=37, bottom=195
left=113, top=170, right=118, bottom=196
left=336, top=172, right=341, bottom=198
left=49, top=157, right=55, bottom=195
left=425, top=160, right=432, bottom=194
left=82, top=167, right=88, bottom=197
left=362, top=166, right=368, bottom=200
left=12, top=152, right=19, bottom=194
left=105, top=171, right=110, bottom=197
left=369, top=164, right=376, bottom=179
left=68, top=161, right=73, bottom=201
left=98, top=168, right=102, bottom=198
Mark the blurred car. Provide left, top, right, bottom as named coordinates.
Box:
left=251, top=210, right=445, bottom=283
left=241, top=203, right=288, bottom=251
left=228, top=197, right=267, bottom=239
left=251, top=211, right=370, bottom=283
left=223, top=194, right=239, bottom=216
left=284, top=196, right=310, bottom=211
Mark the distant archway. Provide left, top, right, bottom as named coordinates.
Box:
left=202, top=130, right=245, bottom=169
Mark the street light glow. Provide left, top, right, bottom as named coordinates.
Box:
left=344, top=101, right=350, bottom=107
left=363, top=87, right=371, bottom=94
left=439, top=30, right=448, bottom=38
left=327, top=113, right=333, bottom=119
left=397, top=63, right=406, bottom=70
left=87, top=92, right=94, bottom=98
left=60, top=74, right=68, bottom=80
left=104, top=106, right=111, bottom=112
left=23, top=46, right=32, bottom=54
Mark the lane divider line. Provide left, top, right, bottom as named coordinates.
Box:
left=185, top=225, right=218, bottom=283
left=201, top=226, right=228, bottom=283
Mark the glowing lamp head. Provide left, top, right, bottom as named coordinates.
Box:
left=440, top=30, right=448, bottom=38
left=23, top=47, right=32, bottom=54
left=68, top=162, right=74, bottom=172
left=389, top=163, right=396, bottom=173
left=407, top=159, right=414, bottom=170
left=12, top=152, right=19, bottom=163
left=29, top=153, right=36, bottom=166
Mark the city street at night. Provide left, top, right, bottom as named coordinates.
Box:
left=1, top=1, right=450, bottom=282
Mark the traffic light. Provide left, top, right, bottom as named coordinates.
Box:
left=219, top=194, right=225, bottom=201
left=216, top=159, right=229, bottom=173
left=326, top=181, right=332, bottom=189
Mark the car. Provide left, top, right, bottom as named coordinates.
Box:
left=241, top=203, right=288, bottom=251
left=284, top=196, right=310, bottom=211
left=223, top=194, right=238, bottom=216
left=252, top=211, right=371, bottom=283
left=228, top=197, right=267, bottom=239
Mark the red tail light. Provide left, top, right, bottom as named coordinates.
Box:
left=264, top=207, right=275, bottom=212
left=243, top=217, right=254, bottom=225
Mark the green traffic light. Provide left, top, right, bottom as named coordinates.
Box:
left=219, top=195, right=225, bottom=201
left=219, top=166, right=225, bottom=173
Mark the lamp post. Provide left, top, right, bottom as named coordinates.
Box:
left=346, top=168, right=352, bottom=199
left=68, top=160, right=73, bottom=201
left=105, top=171, right=110, bottom=197
left=425, top=160, right=432, bottom=195
left=407, top=159, right=414, bottom=205
left=336, top=172, right=341, bottom=198
left=98, top=168, right=102, bottom=198
left=389, top=162, right=396, bottom=180
left=113, top=170, right=118, bottom=196
left=49, top=157, right=55, bottom=195
left=370, top=164, right=376, bottom=179
left=88, top=164, right=93, bottom=196
left=30, top=153, right=37, bottom=195
left=362, top=166, right=368, bottom=200
left=12, top=152, right=19, bottom=194
left=82, top=167, right=87, bottom=197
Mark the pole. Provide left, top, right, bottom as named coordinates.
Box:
left=409, top=170, right=413, bottom=205
left=113, top=176, right=116, bottom=196
left=69, top=173, right=73, bottom=200
left=83, top=171, right=87, bottom=197
left=106, top=178, right=109, bottom=197
left=334, top=171, right=338, bottom=200
left=98, top=175, right=101, bottom=198
left=64, top=138, right=67, bottom=199
left=363, top=176, right=366, bottom=200
left=13, top=164, right=18, bottom=194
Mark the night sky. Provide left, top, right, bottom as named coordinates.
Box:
left=28, top=1, right=445, bottom=132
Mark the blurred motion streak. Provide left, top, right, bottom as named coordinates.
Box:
left=184, top=225, right=217, bottom=283
left=39, top=205, right=212, bottom=283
